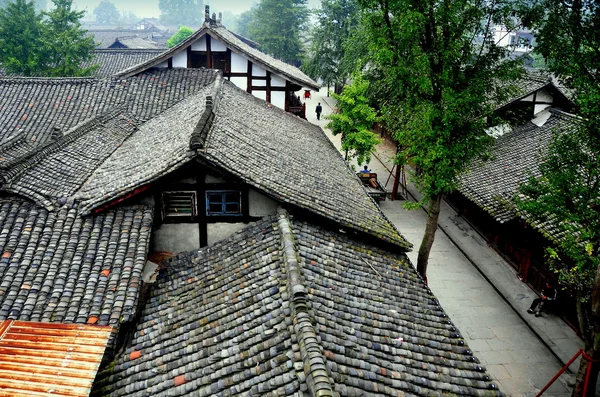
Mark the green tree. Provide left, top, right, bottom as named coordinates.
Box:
left=326, top=74, right=381, bottom=166
left=303, top=0, right=359, bottom=93
left=158, top=0, right=203, bottom=26
left=93, top=0, right=119, bottom=25
left=0, top=0, right=44, bottom=76
left=232, top=9, right=254, bottom=38
left=247, top=0, right=309, bottom=64
left=41, top=0, right=97, bottom=76
left=516, top=1, right=600, bottom=394
left=167, top=25, right=194, bottom=48
left=355, top=0, right=524, bottom=279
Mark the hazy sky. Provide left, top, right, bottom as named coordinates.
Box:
left=74, top=0, right=321, bottom=19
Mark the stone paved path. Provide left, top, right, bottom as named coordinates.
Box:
left=301, top=86, right=573, bottom=396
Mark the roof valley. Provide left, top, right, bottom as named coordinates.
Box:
left=277, top=208, right=336, bottom=397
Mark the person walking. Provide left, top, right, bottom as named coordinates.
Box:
left=316, top=102, right=322, bottom=120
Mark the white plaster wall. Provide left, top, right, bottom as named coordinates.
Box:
left=253, top=91, right=267, bottom=101
left=152, top=223, right=199, bottom=253
left=253, top=79, right=267, bottom=87
left=211, top=36, right=227, bottom=51
left=521, top=93, right=535, bottom=102
left=207, top=222, right=250, bottom=246
left=156, top=60, right=169, bottom=68
left=271, top=75, right=286, bottom=87
left=230, top=77, right=247, bottom=90
left=253, top=63, right=267, bottom=77
left=172, top=51, right=187, bottom=68
left=534, top=104, right=551, bottom=115
left=191, top=36, right=206, bottom=51
left=532, top=108, right=552, bottom=126
left=271, top=91, right=286, bottom=109
left=536, top=89, right=554, bottom=103
left=231, top=52, right=248, bottom=73
left=249, top=189, right=279, bottom=217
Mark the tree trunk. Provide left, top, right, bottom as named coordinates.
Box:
left=417, top=193, right=443, bottom=281
left=571, top=348, right=599, bottom=397
left=571, top=259, right=600, bottom=396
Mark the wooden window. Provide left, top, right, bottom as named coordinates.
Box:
left=205, top=190, right=242, bottom=216
left=212, top=53, right=228, bottom=72
left=161, top=191, right=197, bottom=218
left=190, top=51, right=207, bottom=68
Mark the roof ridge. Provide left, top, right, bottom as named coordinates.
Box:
left=190, top=75, right=223, bottom=150
left=276, top=208, right=335, bottom=397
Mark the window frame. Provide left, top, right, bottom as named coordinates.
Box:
left=205, top=189, right=243, bottom=217
left=161, top=190, right=198, bottom=220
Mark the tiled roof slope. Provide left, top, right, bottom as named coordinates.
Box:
left=87, top=30, right=163, bottom=49
left=117, top=22, right=320, bottom=91
left=498, top=71, right=570, bottom=110
left=0, top=68, right=219, bottom=166
left=109, top=36, right=162, bottom=50
left=2, top=73, right=218, bottom=212
left=88, top=49, right=165, bottom=78
left=204, top=81, right=410, bottom=249
left=94, top=210, right=501, bottom=397
left=457, top=109, right=578, bottom=229
left=0, top=196, right=153, bottom=326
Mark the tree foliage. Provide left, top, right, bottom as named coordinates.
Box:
left=167, top=25, right=194, bottom=48
left=0, top=0, right=43, bottom=76
left=516, top=0, right=600, bottom=394
left=93, top=0, right=119, bottom=25
left=326, top=74, right=381, bottom=166
left=303, top=0, right=359, bottom=91
left=232, top=9, right=254, bottom=38
left=41, top=0, right=97, bottom=77
left=158, top=0, right=203, bottom=26
left=352, top=0, right=525, bottom=278
left=0, top=0, right=96, bottom=77
left=247, top=0, right=309, bottom=65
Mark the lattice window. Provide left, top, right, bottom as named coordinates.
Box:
left=161, top=191, right=197, bottom=218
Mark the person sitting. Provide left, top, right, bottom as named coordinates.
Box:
left=359, top=165, right=371, bottom=174
left=527, top=282, right=557, bottom=317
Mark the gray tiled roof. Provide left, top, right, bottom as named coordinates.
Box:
left=87, top=30, right=165, bottom=49
left=205, top=81, right=410, bottom=249
left=94, top=209, right=501, bottom=396
left=89, top=49, right=165, bottom=77
left=0, top=68, right=219, bottom=167
left=0, top=196, right=153, bottom=326
left=109, top=36, right=162, bottom=50
left=2, top=72, right=408, bottom=250
left=116, top=22, right=320, bottom=90
left=457, top=109, right=578, bottom=232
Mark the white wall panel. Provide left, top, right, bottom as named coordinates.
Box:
left=253, top=63, right=267, bottom=77
left=254, top=91, right=267, bottom=101
left=271, top=74, right=286, bottom=87
left=231, top=52, right=248, bottom=73
left=156, top=60, right=168, bottom=68
left=253, top=79, right=267, bottom=87
left=191, top=36, right=206, bottom=51
left=230, top=76, right=247, bottom=90
left=211, top=36, right=227, bottom=51
left=271, top=91, right=286, bottom=109
left=172, top=51, right=187, bottom=68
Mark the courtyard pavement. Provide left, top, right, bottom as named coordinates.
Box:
left=302, top=87, right=584, bottom=396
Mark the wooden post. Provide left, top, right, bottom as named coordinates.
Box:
left=246, top=61, right=252, bottom=93
left=206, top=35, right=213, bottom=69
